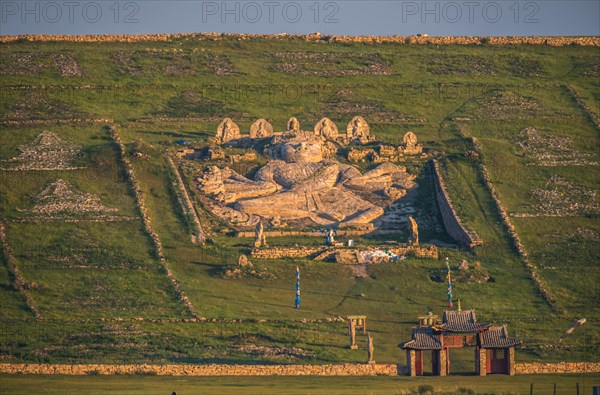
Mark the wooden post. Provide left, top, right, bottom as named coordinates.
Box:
left=348, top=319, right=358, bottom=349
left=407, top=350, right=416, bottom=376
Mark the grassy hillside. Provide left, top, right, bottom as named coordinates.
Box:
left=0, top=37, right=598, bottom=369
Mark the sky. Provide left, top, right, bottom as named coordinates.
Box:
left=1, top=0, right=599, bottom=36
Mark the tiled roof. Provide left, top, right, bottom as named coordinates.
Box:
left=482, top=325, right=522, bottom=348
left=438, top=310, right=489, bottom=332
left=403, top=327, right=442, bottom=350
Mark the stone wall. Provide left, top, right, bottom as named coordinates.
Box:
left=109, top=127, right=199, bottom=319
left=1, top=33, right=598, bottom=46
left=166, top=156, right=205, bottom=244
left=515, top=362, right=600, bottom=375
left=458, top=126, right=560, bottom=312
left=1, top=361, right=597, bottom=376
left=0, top=221, right=43, bottom=319
left=251, top=245, right=438, bottom=260
left=0, top=363, right=401, bottom=376
left=251, top=247, right=325, bottom=259
left=237, top=227, right=373, bottom=238
left=430, top=160, right=483, bottom=248
left=0, top=119, right=113, bottom=126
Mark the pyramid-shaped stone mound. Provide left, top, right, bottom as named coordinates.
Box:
left=2, top=131, right=82, bottom=170
left=28, top=179, right=118, bottom=216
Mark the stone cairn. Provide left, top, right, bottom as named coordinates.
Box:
left=1, top=130, right=82, bottom=171
left=26, top=179, right=119, bottom=218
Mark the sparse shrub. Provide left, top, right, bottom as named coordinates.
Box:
left=417, top=384, right=434, bottom=394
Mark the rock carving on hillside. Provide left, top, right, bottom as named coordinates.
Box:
left=213, top=118, right=240, bottom=144
left=314, top=118, right=339, bottom=139
left=346, top=116, right=370, bottom=142
left=249, top=119, right=274, bottom=138
left=287, top=117, right=301, bottom=132
left=197, top=127, right=415, bottom=228
left=401, top=131, right=423, bottom=155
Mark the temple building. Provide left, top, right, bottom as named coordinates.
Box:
left=401, top=309, right=521, bottom=376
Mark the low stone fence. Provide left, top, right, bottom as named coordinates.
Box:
left=251, top=245, right=438, bottom=260
left=430, top=160, right=482, bottom=248
left=515, top=362, right=600, bottom=375
left=0, top=221, right=43, bottom=320
left=237, top=227, right=373, bottom=238
left=166, top=156, right=205, bottom=244
left=0, top=118, right=113, bottom=126
left=109, top=127, right=199, bottom=319
left=0, top=363, right=401, bottom=376
left=1, top=33, right=598, bottom=46
left=2, top=362, right=598, bottom=376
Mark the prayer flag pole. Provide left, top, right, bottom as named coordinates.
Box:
left=446, top=257, right=453, bottom=307
left=295, top=266, right=301, bottom=309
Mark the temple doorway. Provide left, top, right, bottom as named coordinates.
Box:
left=447, top=347, right=477, bottom=375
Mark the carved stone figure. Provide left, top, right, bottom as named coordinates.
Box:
left=196, top=166, right=225, bottom=196
left=287, top=117, right=301, bottom=132
left=326, top=228, right=335, bottom=246
left=402, top=131, right=423, bottom=155
left=253, top=221, right=267, bottom=249
left=403, top=131, right=418, bottom=148
left=314, top=118, right=338, bottom=139
left=249, top=118, right=274, bottom=138
left=198, top=129, right=415, bottom=228
left=237, top=254, right=253, bottom=267
left=346, top=116, right=370, bottom=140
left=215, top=118, right=241, bottom=144
left=408, top=216, right=419, bottom=246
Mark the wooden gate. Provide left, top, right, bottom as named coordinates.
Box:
left=415, top=350, right=423, bottom=376
left=486, top=348, right=508, bottom=374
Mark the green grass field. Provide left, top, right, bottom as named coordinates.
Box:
left=1, top=373, right=599, bottom=395
left=0, top=36, right=598, bottom=391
